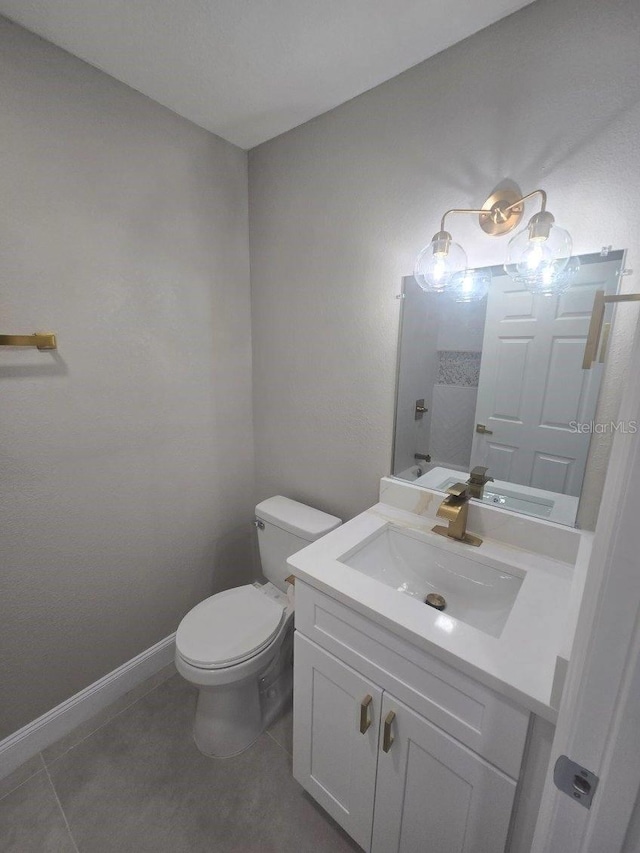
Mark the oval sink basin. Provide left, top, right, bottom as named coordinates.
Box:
left=341, top=525, right=524, bottom=638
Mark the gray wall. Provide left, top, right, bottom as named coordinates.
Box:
left=0, top=18, right=254, bottom=739
left=249, top=0, right=640, bottom=523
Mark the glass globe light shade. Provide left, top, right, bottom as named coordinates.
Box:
left=449, top=267, right=491, bottom=303
left=414, top=230, right=467, bottom=294
left=520, top=262, right=572, bottom=296
left=522, top=254, right=581, bottom=297
left=504, top=211, right=572, bottom=295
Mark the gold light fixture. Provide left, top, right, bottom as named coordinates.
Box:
left=414, top=188, right=575, bottom=297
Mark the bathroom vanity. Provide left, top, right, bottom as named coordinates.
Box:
left=288, top=477, right=590, bottom=852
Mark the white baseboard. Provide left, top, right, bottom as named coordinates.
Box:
left=0, top=633, right=176, bottom=781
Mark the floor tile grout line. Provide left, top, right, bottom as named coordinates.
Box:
left=266, top=727, right=292, bottom=757
left=0, top=764, right=47, bottom=804
left=43, top=670, right=177, bottom=769
left=43, top=762, right=81, bottom=853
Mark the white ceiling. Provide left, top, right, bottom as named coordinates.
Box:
left=0, top=0, right=535, bottom=149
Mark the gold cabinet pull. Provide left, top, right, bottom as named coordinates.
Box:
left=475, top=423, right=493, bottom=435
left=382, top=710, right=396, bottom=753
left=359, top=695, right=373, bottom=734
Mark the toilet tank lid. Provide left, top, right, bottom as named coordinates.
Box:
left=255, top=496, right=341, bottom=541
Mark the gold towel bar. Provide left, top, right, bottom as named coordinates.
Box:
left=583, top=292, right=640, bottom=369
left=0, top=333, right=57, bottom=351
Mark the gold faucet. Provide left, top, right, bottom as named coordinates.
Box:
left=466, top=466, right=494, bottom=500
left=432, top=483, right=482, bottom=547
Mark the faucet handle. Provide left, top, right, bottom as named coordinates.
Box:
left=469, top=466, right=493, bottom=483
left=445, top=482, right=469, bottom=501
left=470, top=466, right=488, bottom=477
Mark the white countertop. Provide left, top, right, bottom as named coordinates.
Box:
left=288, top=500, right=582, bottom=723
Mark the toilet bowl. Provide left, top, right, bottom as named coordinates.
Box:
left=175, top=496, right=341, bottom=757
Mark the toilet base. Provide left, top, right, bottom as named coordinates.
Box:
left=193, top=678, right=263, bottom=757
left=192, top=666, right=293, bottom=758
left=187, top=622, right=294, bottom=758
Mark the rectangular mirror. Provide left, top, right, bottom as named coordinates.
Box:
left=392, top=250, right=626, bottom=527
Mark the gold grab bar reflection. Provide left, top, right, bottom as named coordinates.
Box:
left=583, top=292, right=640, bottom=369
left=0, top=333, right=57, bottom=351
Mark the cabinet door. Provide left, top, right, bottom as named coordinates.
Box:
left=371, top=693, right=517, bottom=853
left=293, top=633, right=382, bottom=851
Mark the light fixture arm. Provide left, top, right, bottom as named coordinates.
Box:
left=438, top=188, right=548, bottom=236
left=439, top=206, right=487, bottom=233
left=504, top=188, right=547, bottom=214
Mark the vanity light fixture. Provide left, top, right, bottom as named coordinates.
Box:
left=414, top=188, right=574, bottom=296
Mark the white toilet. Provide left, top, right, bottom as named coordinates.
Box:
left=175, top=496, right=341, bottom=757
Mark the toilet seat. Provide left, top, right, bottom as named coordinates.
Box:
left=176, top=585, right=286, bottom=670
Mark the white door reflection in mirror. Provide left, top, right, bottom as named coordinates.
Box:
left=471, top=261, right=618, bottom=496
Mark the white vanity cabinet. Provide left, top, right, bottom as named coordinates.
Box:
left=371, top=692, right=516, bottom=853
left=293, top=580, right=531, bottom=853
left=293, top=634, right=381, bottom=848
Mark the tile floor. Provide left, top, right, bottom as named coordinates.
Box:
left=0, top=669, right=360, bottom=853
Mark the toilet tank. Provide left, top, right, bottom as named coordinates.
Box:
left=255, top=496, right=341, bottom=591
